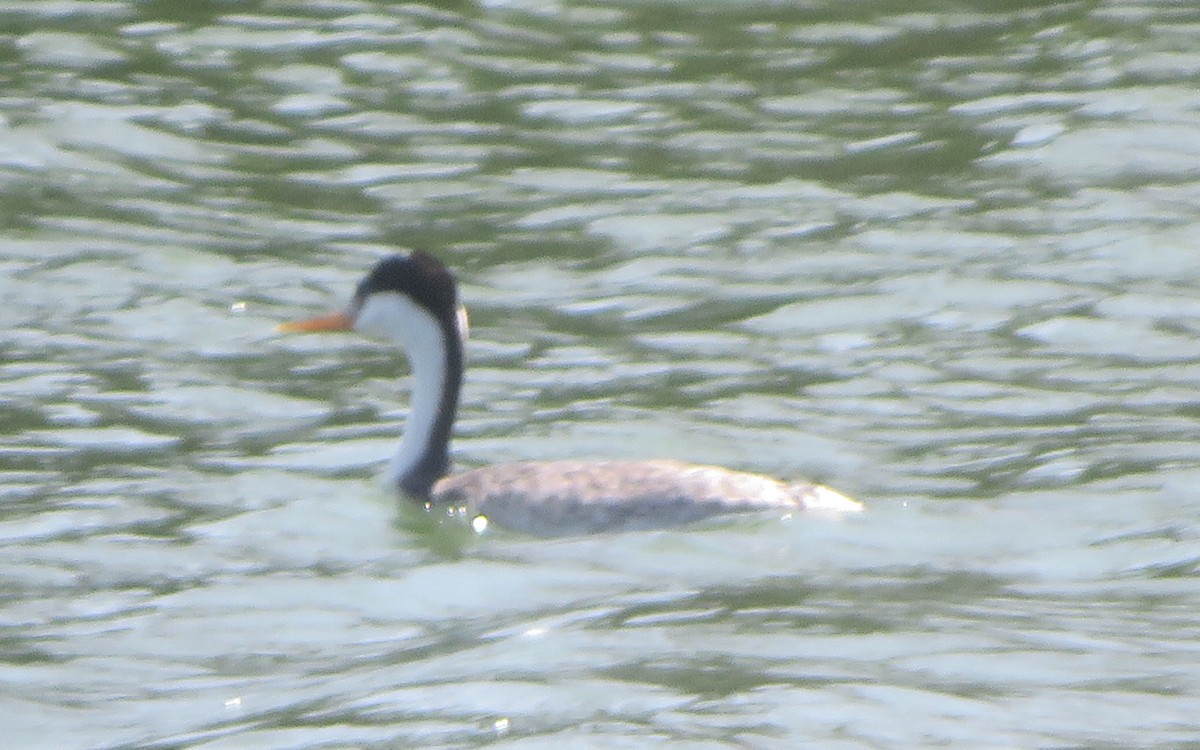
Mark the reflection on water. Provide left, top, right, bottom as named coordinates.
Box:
left=3, top=0, right=1200, bottom=748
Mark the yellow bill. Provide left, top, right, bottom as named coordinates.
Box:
left=275, top=311, right=354, bottom=333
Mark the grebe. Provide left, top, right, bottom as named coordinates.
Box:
left=278, top=252, right=861, bottom=535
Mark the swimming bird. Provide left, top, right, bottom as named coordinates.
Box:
left=278, top=251, right=861, bottom=536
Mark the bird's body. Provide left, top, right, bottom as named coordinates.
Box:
left=432, top=459, right=857, bottom=536
left=279, top=251, right=861, bottom=536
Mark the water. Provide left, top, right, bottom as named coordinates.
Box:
left=3, top=0, right=1200, bottom=747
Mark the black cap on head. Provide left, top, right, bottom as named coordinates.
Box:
left=354, top=251, right=458, bottom=321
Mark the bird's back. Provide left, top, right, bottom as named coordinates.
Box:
left=430, top=459, right=860, bottom=536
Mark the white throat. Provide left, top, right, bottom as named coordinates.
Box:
left=351, top=292, right=454, bottom=490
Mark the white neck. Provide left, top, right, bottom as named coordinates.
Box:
left=351, top=292, right=460, bottom=495
left=386, top=328, right=447, bottom=488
